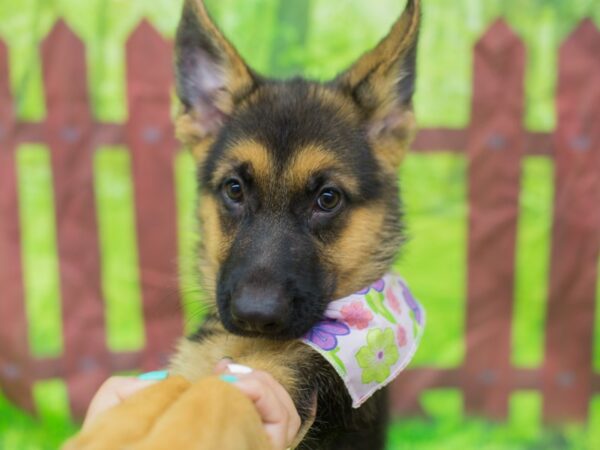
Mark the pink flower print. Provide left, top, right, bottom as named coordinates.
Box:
left=341, top=301, right=374, bottom=330
left=397, top=325, right=408, bottom=347
left=387, top=288, right=402, bottom=314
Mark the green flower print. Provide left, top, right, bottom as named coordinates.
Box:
left=355, top=328, right=399, bottom=384
left=365, top=291, right=396, bottom=324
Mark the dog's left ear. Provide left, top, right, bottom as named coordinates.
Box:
left=174, top=0, right=257, bottom=153
left=335, top=0, right=420, bottom=167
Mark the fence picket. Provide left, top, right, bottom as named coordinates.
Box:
left=41, top=20, right=110, bottom=417
left=542, top=19, right=600, bottom=423
left=126, top=21, right=183, bottom=371
left=463, top=20, right=525, bottom=419
left=0, top=40, right=35, bottom=413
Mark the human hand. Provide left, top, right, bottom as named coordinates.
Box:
left=81, top=364, right=306, bottom=450
left=82, top=371, right=169, bottom=431
left=214, top=360, right=303, bottom=450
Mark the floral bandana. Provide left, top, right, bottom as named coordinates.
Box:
left=300, top=274, right=425, bottom=408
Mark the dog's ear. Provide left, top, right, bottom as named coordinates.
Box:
left=335, top=0, right=420, bottom=167
left=175, top=0, right=256, bottom=153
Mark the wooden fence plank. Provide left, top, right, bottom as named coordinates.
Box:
left=542, top=19, right=600, bottom=423
left=0, top=40, right=35, bottom=414
left=463, top=20, right=525, bottom=419
left=41, top=20, right=110, bottom=418
left=126, top=21, right=183, bottom=370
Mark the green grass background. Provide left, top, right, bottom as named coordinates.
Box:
left=1, top=0, right=600, bottom=448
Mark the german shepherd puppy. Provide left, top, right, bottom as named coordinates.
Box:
left=169, top=0, right=421, bottom=448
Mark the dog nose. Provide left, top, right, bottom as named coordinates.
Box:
left=230, top=284, right=291, bottom=335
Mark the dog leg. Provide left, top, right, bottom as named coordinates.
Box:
left=170, top=333, right=321, bottom=426
left=170, top=328, right=390, bottom=449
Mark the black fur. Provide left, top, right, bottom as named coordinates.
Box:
left=176, top=0, right=420, bottom=447
left=216, top=208, right=331, bottom=339
left=295, top=355, right=389, bottom=450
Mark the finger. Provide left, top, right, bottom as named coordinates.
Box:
left=224, top=374, right=294, bottom=449
left=227, top=375, right=287, bottom=425
left=238, top=371, right=301, bottom=443
left=213, top=358, right=234, bottom=374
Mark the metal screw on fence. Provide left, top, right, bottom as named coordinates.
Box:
left=571, top=135, right=590, bottom=152
left=78, top=356, right=98, bottom=373
left=478, top=369, right=498, bottom=385
left=486, top=133, right=507, bottom=151
left=142, top=126, right=162, bottom=144
left=2, top=363, right=20, bottom=380
left=61, top=126, right=81, bottom=143
left=556, top=371, right=575, bottom=388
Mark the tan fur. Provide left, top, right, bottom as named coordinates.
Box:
left=131, top=377, right=272, bottom=450
left=197, top=195, right=226, bottom=297
left=337, top=0, right=420, bottom=169
left=371, top=109, right=417, bottom=168
left=190, top=0, right=253, bottom=96
left=325, top=204, right=388, bottom=298
left=63, top=377, right=192, bottom=449
left=285, top=144, right=359, bottom=195
left=170, top=337, right=318, bottom=448
left=176, top=0, right=256, bottom=143
left=169, top=332, right=316, bottom=396
left=175, top=113, right=207, bottom=148
left=211, top=140, right=274, bottom=188
left=338, top=0, right=420, bottom=92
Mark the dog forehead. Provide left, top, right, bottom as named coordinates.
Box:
left=213, top=140, right=351, bottom=191
left=231, top=80, right=364, bottom=160
left=202, top=79, right=382, bottom=199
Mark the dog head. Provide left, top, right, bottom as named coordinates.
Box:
left=175, top=0, right=420, bottom=340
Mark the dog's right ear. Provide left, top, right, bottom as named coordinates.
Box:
left=175, top=0, right=256, bottom=155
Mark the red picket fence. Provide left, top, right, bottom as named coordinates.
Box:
left=1, top=18, right=599, bottom=423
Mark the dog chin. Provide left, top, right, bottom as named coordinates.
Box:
left=220, top=315, right=315, bottom=341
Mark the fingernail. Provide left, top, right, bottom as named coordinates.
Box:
left=220, top=374, right=239, bottom=383
left=227, top=363, right=253, bottom=375
left=138, top=370, right=169, bottom=381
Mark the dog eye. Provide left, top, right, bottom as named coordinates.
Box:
left=223, top=179, right=244, bottom=203
left=316, top=188, right=342, bottom=212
